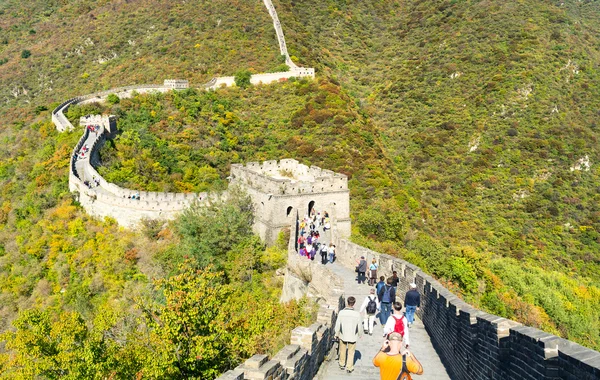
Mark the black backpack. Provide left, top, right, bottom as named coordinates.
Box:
left=366, top=296, right=377, bottom=314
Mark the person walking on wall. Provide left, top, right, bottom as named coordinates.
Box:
left=334, top=296, right=362, bottom=373
left=373, top=332, right=407, bottom=380
left=360, top=288, right=380, bottom=336
left=356, top=256, right=367, bottom=284
left=404, top=283, right=420, bottom=328
left=373, top=331, right=423, bottom=380
left=369, top=258, right=379, bottom=286
left=383, top=302, right=410, bottom=350
left=376, top=276, right=386, bottom=295
left=391, top=271, right=400, bottom=287
left=378, top=277, right=396, bottom=325
left=328, top=244, right=336, bottom=263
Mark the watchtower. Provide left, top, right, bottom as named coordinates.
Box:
left=230, top=159, right=351, bottom=244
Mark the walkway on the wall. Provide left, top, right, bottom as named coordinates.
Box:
left=316, top=263, right=450, bottom=380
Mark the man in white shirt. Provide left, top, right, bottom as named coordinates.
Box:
left=383, top=301, right=410, bottom=350
left=359, top=288, right=380, bottom=335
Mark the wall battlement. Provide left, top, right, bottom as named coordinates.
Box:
left=231, top=159, right=348, bottom=196
left=216, top=228, right=345, bottom=380
left=334, top=238, right=600, bottom=380
left=163, top=79, right=189, bottom=89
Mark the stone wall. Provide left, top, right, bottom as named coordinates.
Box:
left=262, top=0, right=295, bottom=69
left=230, top=160, right=350, bottom=244
left=334, top=238, right=600, bottom=380
left=215, top=230, right=345, bottom=380
left=51, top=0, right=316, bottom=230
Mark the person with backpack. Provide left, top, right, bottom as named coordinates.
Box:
left=376, top=276, right=386, bottom=295
left=383, top=302, right=410, bottom=350
left=360, top=288, right=380, bottom=335
left=373, top=332, right=423, bottom=380
left=378, top=277, right=396, bottom=325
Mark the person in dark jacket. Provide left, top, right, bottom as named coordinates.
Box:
left=404, top=283, right=421, bottom=327
left=377, top=277, right=396, bottom=325
left=391, top=271, right=400, bottom=287
left=375, top=276, right=386, bottom=295
left=356, top=256, right=367, bottom=284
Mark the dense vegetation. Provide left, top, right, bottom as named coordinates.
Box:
left=0, top=0, right=600, bottom=376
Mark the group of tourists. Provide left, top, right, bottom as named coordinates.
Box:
left=127, top=192, right=141, bottom=200
left=355, top=255, right=380, bottom=285
left=86, top=124, right=100, bottom=136
left=297, top=208, right=335, bottom=263
left=334, top=266, right=423, bottom=379
left=83, top=175, right=100, bottom=189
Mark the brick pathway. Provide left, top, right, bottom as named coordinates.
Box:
left=315, top=262, right=450, bottom=380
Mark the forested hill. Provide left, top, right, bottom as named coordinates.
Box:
left=0, top=0, right=599, bottom=375
left=273, top=0, right=600, bottom=348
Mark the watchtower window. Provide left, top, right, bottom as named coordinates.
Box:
left=286, top=206, right=293, bottom=216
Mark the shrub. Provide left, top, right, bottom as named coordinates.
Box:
left=234, top=69, right=252, bottom=88
left=20, top=50, right=31, bottom=59
left=106, top=93, right=120, bottom=105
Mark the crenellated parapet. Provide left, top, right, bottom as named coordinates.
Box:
left=334, top=238, right=600, bottom=380
left=231, top=159, right=348, bottom=196
left=230, top=159, right=350, bottom=244
left=216, top=228, right=345, bottom=380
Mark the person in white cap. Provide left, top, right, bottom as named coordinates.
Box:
left=404, top=283, right=420, bottom=327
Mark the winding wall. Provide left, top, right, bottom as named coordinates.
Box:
left=52, top=0, right=315, bottom=228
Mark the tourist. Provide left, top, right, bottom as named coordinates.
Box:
left=360, top=288, right=380, bottom=336
left=391, top=271, right=400, bottom=287
left=334, top=296, right=362, bottom=374
left=323, top=218, right=331, bottom=231
left=373, top=332, right=406, bottom=379
left=369, top=258, right=379, bottom=286
left=356, top=256, right=367, bottom=284
left=320, top=243, right=328, bottom=264
left=383, top=302, right=410, bottom=350
left=404, top=283, right=420, bottom=328
left=308, top=244, right=315, bottom=260
left=328, top=244, right=336, bottom=263
left=298, top=234, right=305, bottom=249
left=376, top=276, right=386, bottom=295
left=299, top=246, right=307, bottom=257
left=378, top=277, right=396, bottom=325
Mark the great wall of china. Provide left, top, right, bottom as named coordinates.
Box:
left=52, top=0, right=316, bottom=237
left=51, top=0, right=600, bottom=378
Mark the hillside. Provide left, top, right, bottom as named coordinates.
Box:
left=0, top=0, right=599, bottom=374
left=0, top=0, right=284, bottom=115
left=271, top=0, right=600, bottom=347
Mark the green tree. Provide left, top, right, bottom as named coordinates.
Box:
left=234, top=69, right=252, bottom=88
left=20, top=49, right=31, bottom=59
left=106, top=93, right=120, bottom=105
left=137, top=265, right=234, bottom=379
left=0, top=309, right=132, bottom=379
left=175, top=187, right=254, bottom=268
